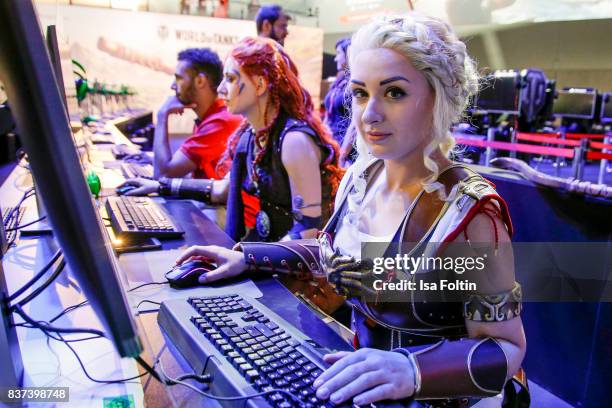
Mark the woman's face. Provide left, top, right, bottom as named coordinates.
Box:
left=217, top=57, right=258, bottom=115
left=349, top=48, right=434, bottom=161
left=334, top=45, right=347, bottom=72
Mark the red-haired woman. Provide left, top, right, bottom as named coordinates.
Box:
left=122, top=37, right=342, bottom=243
left=217, top=37, right=343, bottom=242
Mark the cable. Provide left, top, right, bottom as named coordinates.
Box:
left=7, top=249, right=63, bottom=302
left=156, top=362, right=302, bottom=404
left=10, top=257, right=67, bottom=311
left=53, top=331, right=148, bottom=384
left=13, top=322, right=103, bottom=343
left=5, top=216, right=47, bottom=232
left=12, top=304, right=104, bottom=337
left=136, top=300, right=161, bottom=309
left=128, top=281, right=168, bottom=292
left=49, top=300, right=89, bottom=323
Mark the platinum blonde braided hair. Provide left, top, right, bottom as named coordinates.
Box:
left=344, top=14, right=479, bottom=228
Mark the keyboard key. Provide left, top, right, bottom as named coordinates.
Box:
left=247, top=353, right=259, bottom=361
left=253, top=359, right=266, bottom=367
left=244, top=326, right=259, bottom=337
left=274, top=379, right=288, bottom=388
left=241, top=314, right=256, bottom=322
left=255, top=323, right=275, bottom=338
left=245, top=369, right=259, bottom=382
left=238, top=363, right=253, bottom=374
left=269, top=393, right=283, bottom=402
left=220, top=344, right=233, bottom=355
left=299, top=388, right=313, bottom=398
left=233, top=357, right=247, bottom=366
left=265, top=321, right=279, bottom=330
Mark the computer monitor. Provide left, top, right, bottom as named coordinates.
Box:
left=46, top=25, right=68, bottom=117
left=553, top=88, right=597, bottom=119
left=475, top=71, right=521, bottom=115
left=600, top=92, right=612, bottom=124
left=0, top=0, right=142, bottom=366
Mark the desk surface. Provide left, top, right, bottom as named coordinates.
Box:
left=0, top=142, right=351, bottom=407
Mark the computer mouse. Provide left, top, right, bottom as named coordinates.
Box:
left=165, top=260, right=216, bottom=288
left=116, top=185, right=137, bottom=195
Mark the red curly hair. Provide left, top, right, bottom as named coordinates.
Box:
left=221, top=37, right=344, bottom=209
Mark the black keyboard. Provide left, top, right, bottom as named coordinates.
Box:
left=158, top=294, right=392, bottom=408
left=2, top=206, right=25, bottom=245
left=105, top=196, right=184, bottom=239
left=121, top=162, right=154, bottom=179
left=112, top=143, right=141, bottom=159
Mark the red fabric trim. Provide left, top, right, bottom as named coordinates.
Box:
left=566, top=132, right=604, bottom=140
left=353, top=333, right=359, bottom=349
left=442, top=194, right=513, bottom=246
left=587, top=151, right=612, bottom=161
left=455, top=137, right=575, bottom=158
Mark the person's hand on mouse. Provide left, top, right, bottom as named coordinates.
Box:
left=175, top=245, right=247, bottom=284
left=118, top=178, right=159, bottom=196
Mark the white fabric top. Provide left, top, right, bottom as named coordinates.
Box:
left=333, top=165, right=405, bottom=259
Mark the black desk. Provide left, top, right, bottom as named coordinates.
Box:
left=116, top=197, right=352, bottom=406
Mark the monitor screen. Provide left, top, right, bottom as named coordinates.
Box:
left=475, top=72, right=521, bottom=114
left=600, top=92, right=612, bottom=123
left=553, top=89, right=596, bottom=119
left=0, top=0, right=142, bottom=358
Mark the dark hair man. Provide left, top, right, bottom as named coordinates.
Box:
left=255, top=4, right=291, bottom=46
left=153, top=48, right=242, bottom=180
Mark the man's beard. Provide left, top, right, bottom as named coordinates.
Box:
left=177, top=84, right=196, bottom=105
left=270, top=26, right=284, bottom=45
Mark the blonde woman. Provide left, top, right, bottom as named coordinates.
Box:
left=177, top=14, right=526, bottom=406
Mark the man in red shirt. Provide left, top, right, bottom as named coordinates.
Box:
left=154, top=48, right=242, bottom=180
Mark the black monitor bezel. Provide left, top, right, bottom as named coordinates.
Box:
left=553, top=89, right=597, bottom=120
left=475, top=72, right=522, bottom=115
left=600, top=92, right=612, bottom=124
left=0, top=0, right=142, bottom=358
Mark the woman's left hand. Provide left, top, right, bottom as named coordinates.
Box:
left=313, top=348, right=415, bottom=406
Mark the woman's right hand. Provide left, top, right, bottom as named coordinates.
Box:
left=175, top=245, right=248, bottom=284
left=118, top=178, right=159, bottom=196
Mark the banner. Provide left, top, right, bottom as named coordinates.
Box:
left=36, top=4, right=323, bottom=132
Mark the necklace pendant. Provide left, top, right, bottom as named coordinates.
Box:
left=256, top=210, right=271, bottom=238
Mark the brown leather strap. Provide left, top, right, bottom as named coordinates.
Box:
left=408, top=337, right=509, bottom=399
